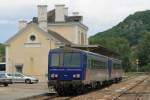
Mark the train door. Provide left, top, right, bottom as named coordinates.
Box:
left=108, top=59, right=112, bottom=79
left=82, top=53, right=87, bottom=80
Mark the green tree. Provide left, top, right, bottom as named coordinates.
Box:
left=90, top=36, right=132, bottom=71
left=138, top=33, right=150, bottom=67
left=89, top=10, right=150, bottom=72
left=0, top=43, right=5, bottom=62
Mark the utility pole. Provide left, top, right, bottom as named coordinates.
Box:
left=136, top=59, right=139, bottom=72
left=47, top=38, right=52, bottom=49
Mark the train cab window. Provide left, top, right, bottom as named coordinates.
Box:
left=51, top=54, right=60, bottom=67
left=51, top=53, right=80, bottom=67
left=63, top=53, right=80, bottom=67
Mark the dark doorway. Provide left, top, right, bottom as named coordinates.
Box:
left=0, top=63, right=6, bottom=71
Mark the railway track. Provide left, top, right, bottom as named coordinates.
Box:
left=115, top=76, right=150, bottom=100
left=70, top=75, right=148, bottom=100
left=19, top=92, right=77, bottom=100
left=19, top=74, right=149, bottom=100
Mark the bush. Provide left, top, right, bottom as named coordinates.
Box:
left=140, top=63, right=150, bottom=72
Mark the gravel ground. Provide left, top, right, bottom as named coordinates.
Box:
left=117, top=76, right=150, bottom=100
left=69, top=75, right=148, bottom=100
left=47, top=75, right=147, bottom=100
left=0, top=82, right=48, bottom=100
left=24, top=74, right=149, bottom=100
left=5, top=74, right=149, bottom=100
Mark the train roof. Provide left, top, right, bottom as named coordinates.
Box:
left=49, top=47, right=121, bottom=61
left=69, top=45, right=120, bottom=59
left=50, top=47, right=84, bottom=53
left=50, top=47, right=97, bottom=56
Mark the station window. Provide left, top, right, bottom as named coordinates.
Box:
left=16, top=67, right=23, bottom=73
left=30, top=35, right=36, bottom=41
left=15, top=64, right=23, bottom=73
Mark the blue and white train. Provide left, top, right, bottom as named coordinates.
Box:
left=48, top=47, right=123, bottom=95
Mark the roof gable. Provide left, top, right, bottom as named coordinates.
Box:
left=47, top=30, right=73, bottom=45
left=5, top=23, right=72, bottom=45
left=5, top=23, right=56, bottom=44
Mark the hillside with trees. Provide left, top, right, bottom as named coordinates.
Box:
left=89, top=10, right=150, bottom=72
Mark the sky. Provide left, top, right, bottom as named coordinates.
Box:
left=0, top=0, right=150, bottom=43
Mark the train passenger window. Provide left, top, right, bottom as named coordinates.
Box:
left=113, top=63, right=121, bottom=69
left=51, top=54, right=60, bottom=67
left=63, top=53, right=80, bottom=67
left=87, top=59, right=92, bottom=68
left=92, top=59, right=106, bottom=69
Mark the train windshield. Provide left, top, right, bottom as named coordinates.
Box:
left=51, top=53, right=81, bottom=67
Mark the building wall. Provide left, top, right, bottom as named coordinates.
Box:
left=48, top=24, right=77, bottom=44
left=77, top=25, right=88, bottom=45
left=48, top=23, right=88, bottom=45
left=6, top=4, right=89, bottom=82
left=6, top=26, right=56, bottom=81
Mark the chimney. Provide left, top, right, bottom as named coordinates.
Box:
left=38, top=5, right=47, bottom=31
left=64, top=7, right=68, bottom=16
left=72, top=12, right=79, bottom=16
left=55, top=4, right=65, bottom=22
left=19, top=20, right=27, bottom=30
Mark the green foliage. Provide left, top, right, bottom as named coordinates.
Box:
left=140, top=63, right=150, bottom=72
left=0, top=43, right=5, bottom=62
left=90, top=10, right=150, bottom=46
left=90, top=36, right=132, bottom=72
left=138, top=33, right=150, bottom=66
left=89, top=10, right=150, bottom=72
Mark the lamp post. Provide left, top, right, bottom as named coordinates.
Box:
left=136, top=59, right=139, bottom=72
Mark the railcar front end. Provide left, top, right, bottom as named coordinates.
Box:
left=48, top=48, right=86, bottom=94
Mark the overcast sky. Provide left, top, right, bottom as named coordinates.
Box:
left=0, top=0, right=150, bottom=43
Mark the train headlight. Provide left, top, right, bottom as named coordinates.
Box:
left=54, top=74, right=58, bottom=78
left=51, top=74, right=55, bottom=78
left=51, top=74, right=58, bottom=79
left=73, top=74, right=80, bottom=78
left=73, top=74, right=76, bottom=78
left=76, top=74, right=80, bottom=78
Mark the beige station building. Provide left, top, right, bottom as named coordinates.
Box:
left=5, top=4, right=88, bottom=81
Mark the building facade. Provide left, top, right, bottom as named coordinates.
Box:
left=5, top=4, right=88, bottom=81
